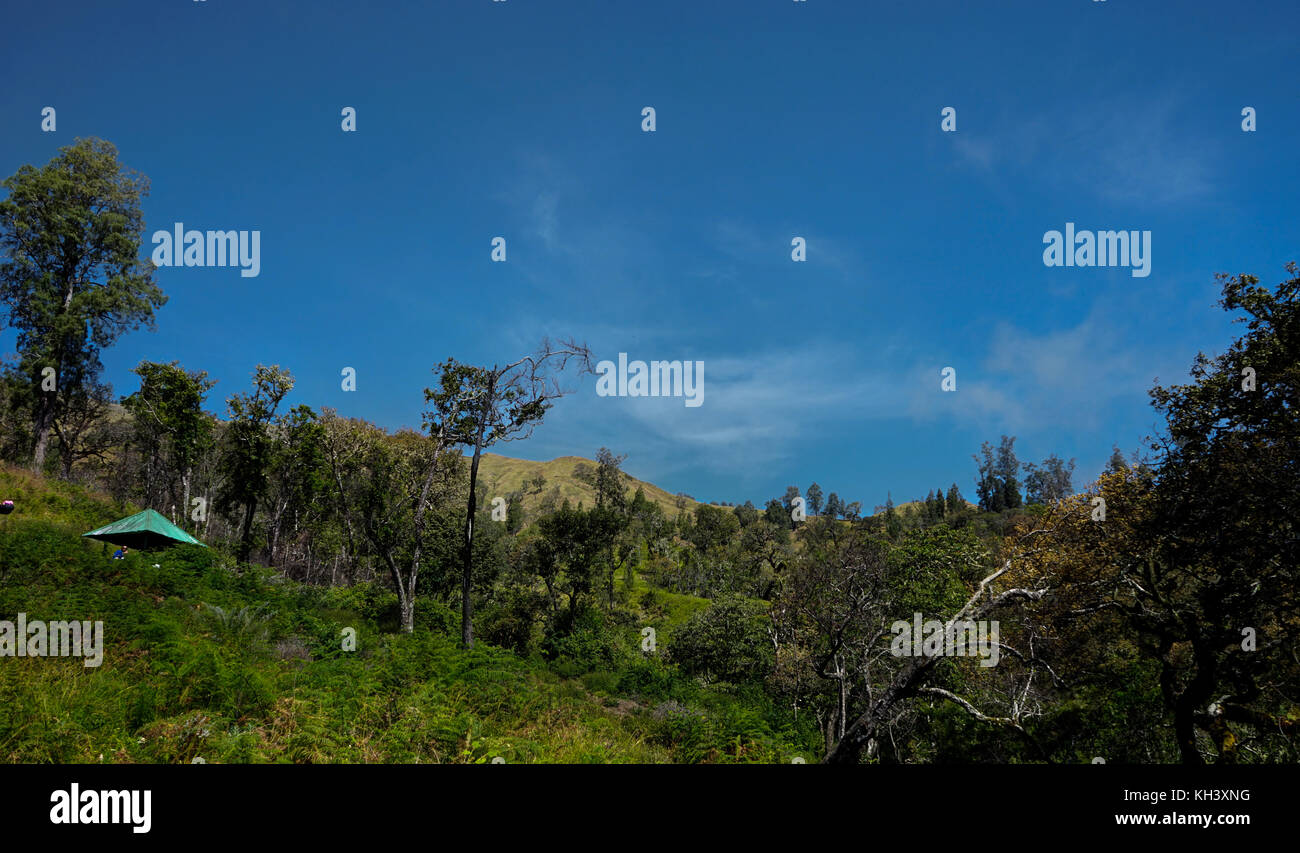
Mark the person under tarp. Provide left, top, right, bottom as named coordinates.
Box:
left=82, top=508, right=207, bottom=552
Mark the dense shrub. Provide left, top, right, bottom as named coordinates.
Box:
left=667, top=594, right=772, bottom=685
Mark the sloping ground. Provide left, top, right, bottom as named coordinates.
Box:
left=474, top=453, right=705, bottom=519
left=0, top=465, right=135, bottom=529
left=474, top=453, right=967, bottom=522
left=0, top=467, right=810, bottom=764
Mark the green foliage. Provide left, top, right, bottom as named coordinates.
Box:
left=542, top=607, right=635, bottom=675
left=668, top=594, right=772, bottom=685
left=121, top=359, right=215, bottom=513
left=974, top=435, right=1022, bottom=512
left=0, top=483, right=728, bottom=763
left=216, top=365, right=294, bottom=560
left=0, top=137, right=166, bottom=469
left=9, top=267, right=1293, bottom=766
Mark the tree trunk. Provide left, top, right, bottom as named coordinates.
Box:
left=462, top=441, right=484, bottom=649
left=400, top=592, right=414, bottom=634
left=460, top=389, right=493, bottom=649
left=32, top=283, right=73, bottom=471
left=32, top=393, right=56, bottom=471
left=60, top=436, right=74, bottom=479
left=402, top=443, right=446, bottom=635
left=1172, top=633, right=1216, bottom=765
left=238, top=499, right=256, bottom=562
left=269, top=499, right=286, bottom=567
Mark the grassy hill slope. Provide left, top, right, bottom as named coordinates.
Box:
left=474, top=453, right=705, bottom=519
left=0, top=465, right=810, bottom=764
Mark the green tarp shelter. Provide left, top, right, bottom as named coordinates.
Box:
left=82, top=508, right=207, bottom=550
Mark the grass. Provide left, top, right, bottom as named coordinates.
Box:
left=475, top=453, right=704, bottom=522
left=0, top=464, right=813, bottom=763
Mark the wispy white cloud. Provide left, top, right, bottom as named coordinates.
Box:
left=510, top=309, right=1195, bottom=494
left=531, top=191, right=560, bottom=252
left=952, top=94, right=1216, bottom=207
left=899, top=307, right=1188, bottom=435
left=560, top=345, right=900, bottom=478
left=711, top=218, right=865, bottom=280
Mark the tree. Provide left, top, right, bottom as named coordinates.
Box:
left=51, top=376, right=119, bottom=481
left=593, top=447, right=629, bottom=511
left=974, top=436, right=1022, bottom=511
left=733, top=500, right=759, bottom=528
left=806, top=482, right=824, bottom=516
left=669, top=594, right=773, bottom=684
left=1024, top=453, right=1076, bottom=506
left=1103, top=444, right=1128, bottom=475
left=505, top=492, right=525, bottom=534
left=824, top=492, right=843, bottom=520
left=782, top=485, right=801, bottom=528
left=973, top=441, right=1000, bottom=511
left=803, top=524, right=1054, bottom=764
left=217, top=365, right=294, bottom=562
left=945, top=483, right=963, bottom=516
left=883, top=493, right=900, bottom=538
left=768, top=514, right=1053, bottom=764
left=1001, top=266, right=1300, bottom=766
left=690, top=502, right=740, bottom=553
left=996, top=436, right=1022, bottom=510
left=764, top=498, right=786, bottom=527
left=265, top=404, right=326, bottom=565
left=533, top=500, right=621, bottom=626
left=0, top=138, right=165, bottom=470
left=432, top=338, right=593, bottom=648
left=320, top=401, right=469, bottom=633
left=56, top=381, right=118, bottom=479
left=1141, top=265, right=1300, bottom=763
left=523, top=471, right=547, bottom=495
left=122, top=360, right=216, bottom=522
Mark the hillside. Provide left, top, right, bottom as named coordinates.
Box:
left=474, top=453, right=705, bottom=519
left=474, top=452, right=964, bottom=522
left=0, top=464, right=806, bottom=763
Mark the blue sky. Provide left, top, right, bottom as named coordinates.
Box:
left=2, top=0, right=1296, bottom=509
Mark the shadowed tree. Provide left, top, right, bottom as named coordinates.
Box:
left=1141, top=265, right=1300, bottom=763
left=51, top=376, right=118, bottom=480
left=217, top=365, right=293, bottom=562
left=265, top=404, right=326, bottom=566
